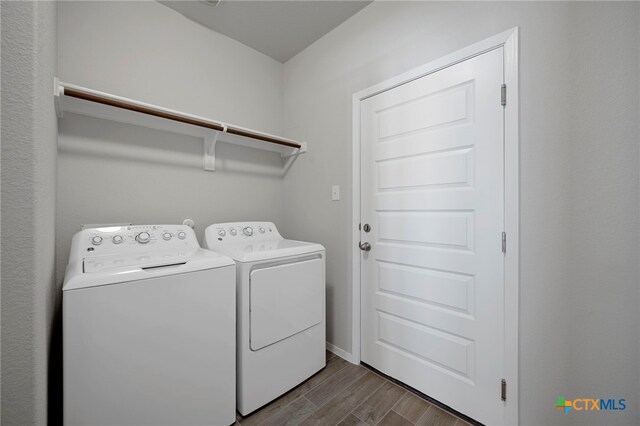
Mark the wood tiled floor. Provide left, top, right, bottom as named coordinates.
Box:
left=236, top=351, right=471, bottom=426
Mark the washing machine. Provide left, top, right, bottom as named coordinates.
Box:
left=63, top=224, right=236, bottom=426
left=204, top=222, right=325, bottom=415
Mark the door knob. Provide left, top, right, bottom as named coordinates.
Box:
left=359, top=242, right=371, bottom=252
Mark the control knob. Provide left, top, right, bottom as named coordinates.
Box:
left=243, top=227, right=253, bottom=236
left=218, top=230, right=226, bottom=237
left=112, top=235, right=123, bottom=244
left=91, top=236, right=103, bottom=246
left=177, top=231, right=187, bottom=240
left=136, top=232, right=151, bottom=244
left=229, top=229, right=237, bottom=236
left=162, top=232, right=172, bottom=241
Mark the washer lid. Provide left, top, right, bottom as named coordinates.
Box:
left=63, top=248, right=234, bottom=291
left=210, top=239, right=324, bottom=263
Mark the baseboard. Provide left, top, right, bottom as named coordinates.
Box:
left=326, top=342, right=357, bottom=364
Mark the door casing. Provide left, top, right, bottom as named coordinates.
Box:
left=350, top=27, right=519, bottom=425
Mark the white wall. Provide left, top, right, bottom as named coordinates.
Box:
left=55, top=1, right=287, bottom=285
left=58, top=1, right=283, bottom=134
left=1, top=1, right=58, bottom=424
left=281, top=2, right=639, bottom=425
left=566, top=5, right=640, bottom=425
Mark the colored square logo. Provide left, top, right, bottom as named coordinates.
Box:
left=556, top=396, right=572, bottom=414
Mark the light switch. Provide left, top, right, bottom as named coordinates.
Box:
left=332, top=185, right=340, bottom=201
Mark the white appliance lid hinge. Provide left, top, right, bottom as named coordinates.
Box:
left=501, top=231, right=507, bottom=254
left=501, top=84, right=507, bottom=106
left=501, top=378, right=507, bottom=401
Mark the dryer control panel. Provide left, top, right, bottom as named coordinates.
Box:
left=206, top=222, right=283, bottom=244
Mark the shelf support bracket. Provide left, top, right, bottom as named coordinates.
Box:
left=281, top=141, right=307, bottom=158
left=281, top=142, right=307, bottom=176
left=203, top=131, right=220, bottom=171
left=54, top=77, right=64, bottom=118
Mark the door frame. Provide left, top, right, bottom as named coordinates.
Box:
left=350, top=27, right=519, bottom=424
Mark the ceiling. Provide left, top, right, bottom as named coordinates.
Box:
left=159, top=1, right=371, bottom=63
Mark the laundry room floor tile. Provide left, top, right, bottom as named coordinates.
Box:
left=304, top=363, right=369, bottom=407
left=264, top=396, right=317, bottom=426
left=377, top=410, right=413, bottom=426
left=337, top=414, right=368, bottom=426
left=351, top=380, right=407, bottom=425
left=391, top=392, right=432, bottom=423
left=236, top=353, right=471, bottom=426
left=299, top=372, right=385, bottom=425
left=415, top=405, right=459, bottom=426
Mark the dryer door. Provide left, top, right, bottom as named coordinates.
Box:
left=250, top=257, right=324, bottom=351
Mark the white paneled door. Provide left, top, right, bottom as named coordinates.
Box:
left=360, top=48, right=505, bottom=425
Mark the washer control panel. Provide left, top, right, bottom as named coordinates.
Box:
left=206, top=221, right=282, bottom=244
left=77, top=225, right=198, bottom=258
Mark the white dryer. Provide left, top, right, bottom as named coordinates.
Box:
left=63, top=225, right=236, bottom=426
left=204, top=222, right=325, bottom=415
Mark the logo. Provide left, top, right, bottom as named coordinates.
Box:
left=555, top=396, right=626, bottom=414
left=555, top=396, right=572, bottom=414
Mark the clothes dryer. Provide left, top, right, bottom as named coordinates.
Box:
left=204, top=222, right=325, bottom=415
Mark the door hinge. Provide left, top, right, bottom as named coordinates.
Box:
left=501, top=379, right=507, bottom=401
left=501, top=232, right=507, bottom=254
left=501, top=84, right=507, bottom=106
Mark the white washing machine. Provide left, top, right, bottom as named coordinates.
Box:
left=204, top=222, right=325, bottom=415
left=63, top=225, right=236, bottom=426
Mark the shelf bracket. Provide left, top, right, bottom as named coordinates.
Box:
left=203, top=130, right=221, bottom=171
left=281, top=141, right=307, bottom=158
left=281, top=142, right=307, bottom=176
left=54, top=77, right=64, bottom=118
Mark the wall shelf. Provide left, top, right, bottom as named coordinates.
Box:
left=54, top=78, right=306, bottom=172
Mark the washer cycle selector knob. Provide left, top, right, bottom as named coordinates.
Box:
left=162, top=232, right=172, bottom=241
left=243, top=227, right=253, bottom=236
left=112, top=235, right=123, bottom=244
left=91, top=236, right=103, bottom=246
left=218, top=230, right=226, bottom=237
left=136, top=232, right=151, bottom=244
left=177, top=231, right=187, bottom=240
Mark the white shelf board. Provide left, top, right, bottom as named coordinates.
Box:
left=54, top=79, right=306, bottom=171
